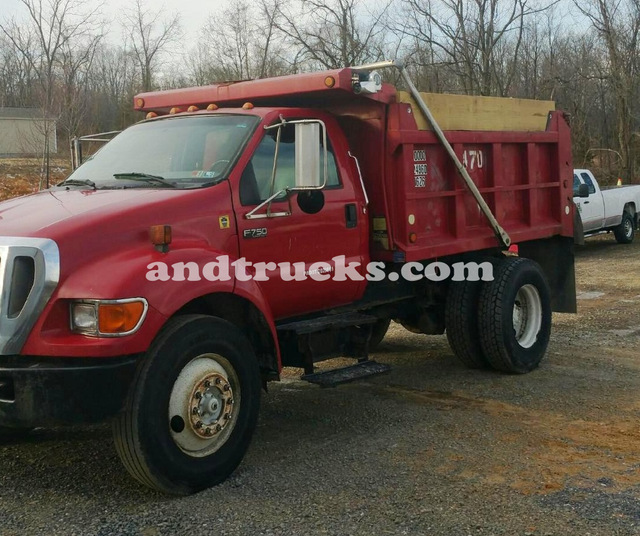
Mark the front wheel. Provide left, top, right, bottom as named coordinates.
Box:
left=478, top=258, right=551, bottom=374
left=113, top=315, right=261, bottom=495
left=614, top=212, right=635, bottom=244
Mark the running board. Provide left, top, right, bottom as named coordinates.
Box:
left=301, top=360, right=391, bottom=388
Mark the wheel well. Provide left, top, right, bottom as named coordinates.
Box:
left=624, top=202, right=636, bottom=219
left=174, top=293, right=279, bottom=380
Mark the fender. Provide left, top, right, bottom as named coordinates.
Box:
left=22, top=244, right=280, bottom=365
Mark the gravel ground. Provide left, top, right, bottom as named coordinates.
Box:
left=2, top=233, right=640, bottom=535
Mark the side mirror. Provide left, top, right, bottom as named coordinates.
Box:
left=577, top=183, right=589, bottom=198
left=294, top=123, right=321, bottom=188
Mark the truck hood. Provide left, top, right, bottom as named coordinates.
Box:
left=0, top=186, right=237, bottom=274
left=0, top=188, right=168, bottom=236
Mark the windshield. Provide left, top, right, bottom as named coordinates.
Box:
left=63, top=114, right=259, bottom=190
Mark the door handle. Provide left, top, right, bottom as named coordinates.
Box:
left=345, top=203, right=357, bottom=228
left=583, top=201, right=590, bottom=204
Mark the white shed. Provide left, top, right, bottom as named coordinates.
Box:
left=0, top=108, right=57, bottom=156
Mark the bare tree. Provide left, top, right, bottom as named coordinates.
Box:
left=274, top=0, right=391, bottom=69
left=398, top=0, right=548, bottom=96
left=123, top=0, right=181, bottom=91
left=0, top=0, right=102, bottom=187
left=574, top=0, right=640, bottom=181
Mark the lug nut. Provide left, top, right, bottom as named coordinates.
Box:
left=204, top=380, right=211, bottom=388
left=224, top=414, right=231, bottom=420
left=195, top=421, right=203, bottom=429
left=215, top=424, right=222, bottom=432
left=205, top=427, right=212, bottom=435
left=223, top=384, right=230, bottom=392
left=192, top=407, right=200, bottom=415
left=215, top=378, right=221, bottom=385
left=195, top=392, right=202, bottom=400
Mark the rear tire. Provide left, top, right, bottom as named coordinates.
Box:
left=478, top=258, right=551, bottom=374
left=614, top=212, right=635, bottom=244
left=113, top=315, right=261, bottom=495
left=445, top=280, right=490, bottom=369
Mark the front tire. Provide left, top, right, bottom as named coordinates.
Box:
left=113, top=315, right=261, bottom=495
left=478, top=258, right=551, bottom=374
left=614, top=212, right=635, bottom=244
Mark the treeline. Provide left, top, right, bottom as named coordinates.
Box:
left=1, top=0, right=639, bottom=183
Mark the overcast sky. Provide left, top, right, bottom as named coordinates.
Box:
left=3, top=0, right=217, bottom=47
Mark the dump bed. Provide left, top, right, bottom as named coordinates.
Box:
left=379, top=92, right=573, bottom=262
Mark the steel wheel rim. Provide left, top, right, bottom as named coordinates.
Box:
left=625, top=218, right=633, bottom=238
left=168, top=354, right=241, bottom=457
left=512, top=284, right=542, bottom=348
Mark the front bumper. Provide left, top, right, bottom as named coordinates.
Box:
left=0, top=355, right=140, bottom=427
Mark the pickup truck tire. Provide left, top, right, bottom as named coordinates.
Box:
left=445, top=280, right=490, bottom=369
left=614, top=212, right=635, bottom=244
left=369, top=318, right=391, bottom=349
left=478, top=258, right=551, bottom=374
left=113, top=315, right=261, bottom=495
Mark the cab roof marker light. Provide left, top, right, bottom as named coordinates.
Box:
left=207, top=103, right=218, bottom=110
left=187, top=105, right=199, bottom=112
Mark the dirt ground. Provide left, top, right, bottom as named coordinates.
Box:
left=0, top=157, right=69, bottom=201
left=1, top=219, right=640, bottom=534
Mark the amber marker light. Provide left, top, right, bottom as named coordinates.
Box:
left=409, top=233, right=417, bottom=243
left=187, top=105, right=199, bottom=112
left=324, top=76, right=336, bottom=88
left=242, top=102, right=254, bottom=109
left=135, top=98, right=145, bottom=108
left=146, top=112, right=158, bottom=119
left=207, top=103, right=218, bottom=110
left=98, top=301, right=146, bottom=334
left=169, top=107, right=183, bottom=114
left=150, top=224, right=172, bottom=253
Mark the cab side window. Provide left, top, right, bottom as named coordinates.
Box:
left=580, top=172, right=596, bottom=194
left=573, top=174, right=581, bottom=196
left=240, top=123, right=341, bottom=206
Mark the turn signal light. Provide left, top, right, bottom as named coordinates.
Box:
left=324, top=76, right=336, bottom=88
left=98, top=302, right=146, bottom=334
left=150, top=225, right=172, bottom=251
left=409, top=233, right=417, bottom=243
left=135, top=98, right=145, bottom=108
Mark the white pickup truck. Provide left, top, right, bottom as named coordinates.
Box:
left=573, top=169, right=640, bottom=243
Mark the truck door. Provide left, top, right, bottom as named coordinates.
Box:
left=574, top=172, right=603, bottom=232
left=234, top=121, right=367, bottom=320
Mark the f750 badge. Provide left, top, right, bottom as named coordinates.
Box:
left=243, top=228, right=268, bottom=239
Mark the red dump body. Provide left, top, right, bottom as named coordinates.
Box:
left=136, top=67, right=574, bottom=263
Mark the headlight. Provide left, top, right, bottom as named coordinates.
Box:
left=70, top=298, right=148, bottom=337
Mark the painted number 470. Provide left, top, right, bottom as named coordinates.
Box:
left=462, top=150, right=484, bottom=170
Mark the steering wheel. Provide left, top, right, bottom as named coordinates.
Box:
left=209, top=159, right=230, bottom=175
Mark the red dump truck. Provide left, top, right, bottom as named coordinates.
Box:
left=0, top=61, right=576, bottom=494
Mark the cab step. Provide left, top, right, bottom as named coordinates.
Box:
left=301, top=360, right=391, bottom=388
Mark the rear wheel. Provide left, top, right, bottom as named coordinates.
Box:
left=478, top=258, right=551, bottom=374
left=113, top=315, right=261, bottom=495
left=445, top=280, right=490, bottom=369
left=614, top=212, right=635, bottom=244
